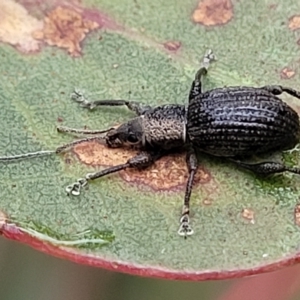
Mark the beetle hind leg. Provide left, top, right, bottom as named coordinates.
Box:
left=262, top=85, right=300, bottom=99
left=231, top=159, right=300, bottom=176
left=189, top=49, right=216, bottom=101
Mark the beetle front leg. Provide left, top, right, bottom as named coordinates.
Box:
left=71, top=89, right=152, bottom=116
left=178, top=148, right=198, bottom=237
left=66, top=151, right=163, bottom=196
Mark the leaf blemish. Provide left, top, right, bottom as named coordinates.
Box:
left=0, top=0, right=43, bottom=53
left=32, top=6, right=99, bottom=57
left=192, top=0, right=233, bottom=26
left=163, top=41, right=182, bottom=52
left=73, top=141, right=212, bottom=191
left=280, top=67, right=295, bottom=79
left=294, top=204, right=300, bottom=226
left=241, top=208, right=255, bottom=224
left=0, top=210, right=7, bottom=231
left=288, top=15, right=300, bottom=31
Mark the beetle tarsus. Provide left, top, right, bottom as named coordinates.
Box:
left=178, top=215, right=194, bottom=237
left=71, top=89, right=96, bottom=109
left=66, top=178, right=88, bottom=196
left=189, top=49, right=216, bottom=101
left=202, top=49, right=216, bottom=70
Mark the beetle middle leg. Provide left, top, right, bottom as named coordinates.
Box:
left=189, top=49, right=216, bottom=101
left=71, top=89, right=152, bottom=115
left=178, top=147, right=198, bottom=237
left=65, top=150, right=164, bottom=196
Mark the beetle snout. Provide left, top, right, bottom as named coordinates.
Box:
left=105, top=129, right=123, bottom=148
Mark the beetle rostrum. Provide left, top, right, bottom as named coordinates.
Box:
left=2, top=50, right=300, bottom=237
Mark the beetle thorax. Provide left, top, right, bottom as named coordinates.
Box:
left=141, top=104, right=186, bottom=149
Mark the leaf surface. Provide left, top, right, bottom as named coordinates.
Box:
left=1, top=0, right=300, bottom=280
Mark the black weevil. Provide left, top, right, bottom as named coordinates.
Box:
left=2, top=50, right=300, bottom=237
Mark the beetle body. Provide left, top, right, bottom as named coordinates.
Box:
left=187, top=86, right=300, bottom=157
left=106, top=86, right=300, bottom=158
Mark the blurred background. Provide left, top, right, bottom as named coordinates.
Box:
left=1, top=236, right=300, bottom=300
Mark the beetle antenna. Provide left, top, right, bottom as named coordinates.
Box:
left=57, top=126, right=114, bottom=136
left=0, top=150, right=55, bottom=161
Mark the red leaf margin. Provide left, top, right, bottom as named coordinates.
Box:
left=2, top=222, right=300, bottom=281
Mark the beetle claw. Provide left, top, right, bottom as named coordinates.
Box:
left=71, top=88, right=84, bottom=101
left=178, top=215, right=194, bottom=237
left=71, top=89, right=95, bottom=109
left=202, top=49, right=216, bottom=69
left=66, top=178, right=88, bottom=196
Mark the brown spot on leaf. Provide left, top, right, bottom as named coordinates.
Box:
left=0, top=210, right=8, bottom=230
left=163, top=41, right=181, bottom=52
left=203, top=198, right=212, bottom=205
left=268, top=4, right=278, bottom=10
left=192, top=0, right=233, bottom=26
left=280, top=67, right=295, bottom=79
left=0, top=0, right=43, bottom=53
left=289, top=15, right=300, bottom=31
left=73, top=141, right=212, bottom=191
left=65, top=158, right=72, bottom=165
left=33, top=6, right=99, bottom=56
left=294, top=204, right=300, bottom=226
left=241, top=208, right=255, bottom=224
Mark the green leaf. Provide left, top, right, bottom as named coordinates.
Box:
left=1, top=0, right=300, bottom=280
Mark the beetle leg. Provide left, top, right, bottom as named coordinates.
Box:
left=262, top=85, right=300, bottom=99
left=66, top=151, right=164, bottom=196
left=178, top=148, right=198, bottom=237
left=231, top=159, right=300, bottom=175
left=71, top=89, right=152, bottom=115
left=189, top=49, right=216, bottom=101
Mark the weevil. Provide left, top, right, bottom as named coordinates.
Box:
left=2, top=50, right=300, bottom=237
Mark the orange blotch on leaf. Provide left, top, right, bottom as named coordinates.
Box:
left=280, top=67, right=295, bottom=79
left=192, top=0, right=233, bottom=26
left=73, top=141, right=212, bottom=191
left=163, top=41, right=182, bottom=52
left=289, top=15, right=300, bottom=31
left=0, top=0, right=43, bottom=53
left=0, top=210, right=7, bottom=230
left=241, top=208, right=255, bottom=224
left=294, top=204, right=300, bottom=226
left=33, top=6, right=99, bottom=56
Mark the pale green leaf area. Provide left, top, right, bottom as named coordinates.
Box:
left=1, top=0, right=300, bottom=277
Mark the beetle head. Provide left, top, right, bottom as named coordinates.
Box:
left=105, top=118, right=144, bottom=148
